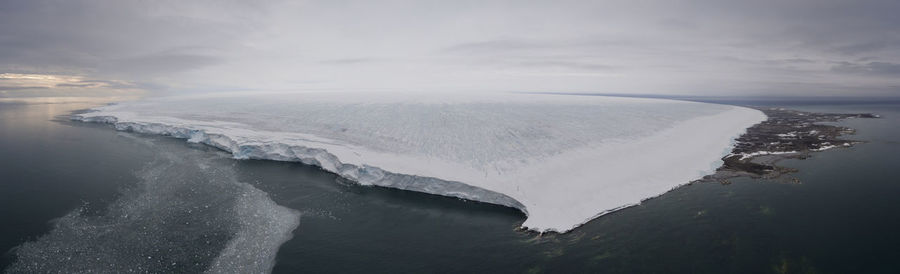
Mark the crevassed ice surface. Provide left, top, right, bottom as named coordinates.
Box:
left=75, top=92, right=766, bottom=232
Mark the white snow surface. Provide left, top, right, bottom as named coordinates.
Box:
left=73, top=92, right=766, bottom=233
left=736, top=150, right=800, bottom=160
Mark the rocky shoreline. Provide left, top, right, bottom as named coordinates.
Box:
left=702, top=107, right=879, bottom=184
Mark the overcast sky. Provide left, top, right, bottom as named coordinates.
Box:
left=1, top=0, right=899, bottom=97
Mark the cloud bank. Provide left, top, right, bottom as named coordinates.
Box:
left=1, top=0, right=899, bottom=97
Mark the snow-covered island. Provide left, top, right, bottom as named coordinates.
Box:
left=73, top=92, right=766, bottom=233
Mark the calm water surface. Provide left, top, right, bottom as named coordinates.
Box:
left=1, top=98, right=898, bottom=273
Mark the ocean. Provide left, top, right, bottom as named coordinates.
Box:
left=1, top=98, right=898, bottom=273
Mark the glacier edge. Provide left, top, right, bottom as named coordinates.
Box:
left=71, top=95, right=765, bottom=234
left=71, top=113, right=527, bottom=213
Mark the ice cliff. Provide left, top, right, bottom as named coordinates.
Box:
left=73, top=92, right=766, bottom=233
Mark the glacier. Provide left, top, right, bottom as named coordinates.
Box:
left=73, top=92, right=766, bottom=233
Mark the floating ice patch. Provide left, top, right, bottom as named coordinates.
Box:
left=7, top=145, right=299, bottom=273
left=74, top=92, right=765, bottom=232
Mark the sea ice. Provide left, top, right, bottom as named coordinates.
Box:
left=74, top=92, right=765, bottom=232
left=7, top=142, right=299, bottom=273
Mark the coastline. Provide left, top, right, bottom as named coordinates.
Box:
left=701, top=107, right=879, bottom=184
left=70, top=96, right=765, bottom=233
left=5, top=96, right=898, bottom=273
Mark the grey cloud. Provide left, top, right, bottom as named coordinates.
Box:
left=77, top=79, right=146, bottom=90
left=656, top=18, right=698, bottom=30
left=833, top=40, right=900, bottom=55
left=0, top=86, right=48, bottom=91
left=777, top=58, right=816, bottom=64
left=320, top=58, right=375, bottom=65
left=1, top=0, right=899, bottom=96
left=55, top=83, right=96, bottom=88
left=0, top=0, right=250, bottom=82
left=442, top=40, right=547, bottom=54
left=442, top=37, right=638, bottom=56
left=856, top=56, right=880, bottom=62
left=832, top=61, right=900, bottom=76
left=54, top=79, right=144, bottom=89
left=514, top=61, right=618, bottom=72
left=753, top=58, right=819, bottom=67
left=104, top=53, right=223, bottom=76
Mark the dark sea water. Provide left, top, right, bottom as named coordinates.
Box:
left=1, top=98, right=899, bottom=273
